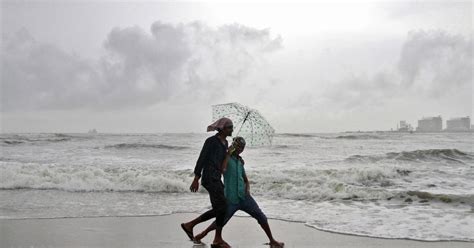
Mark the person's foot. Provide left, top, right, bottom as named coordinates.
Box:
left=211, top=239, right=231, bottom=248
left=193, top=231, right=207, bottom=244
left=269, top=240, right=284, bottom=248
left=193, top=239, right=204, bottom=245
left=180, top=222, right=194, bottom=241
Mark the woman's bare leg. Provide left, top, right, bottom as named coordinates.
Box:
left=260, top=222, right=284, bottom=247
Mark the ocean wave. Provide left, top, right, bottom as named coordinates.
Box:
left=277, top=133, right=315, bottom=138
left=271, top=145, right=292, bottom=149
left=0, top=133, right=77, bottom=145
left=276, top=133, right=384, bottom=140
left=2, top=140, right=24, bottom=145
left=53, top=133, right=74, bottom=138
left=393, top=190, right=474, bottom=205
left=1, top=162, right=471, bottom=208
left=346, top=149, right=473, bottom=164
left=0, top=163, right=403, bottom=198
left=334, top=134, right=382, bottom=140
left=247, top=167, right=406, bottom=201
left=0, top=165, right=189, bottom=193
left=1, top=138, right=71, bottom=145
left=303, top=199, right=474, bottom=242
left=103, top=143, right=189, bottom=150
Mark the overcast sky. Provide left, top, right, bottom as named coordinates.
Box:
left=1, top=0, right=472, bottom=133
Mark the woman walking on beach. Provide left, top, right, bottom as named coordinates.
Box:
left=192, top=136, right=284, bottom=248
left=181, top=117, right=234, bottom=248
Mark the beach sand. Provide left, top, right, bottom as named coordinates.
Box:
left=1, top=213, right=472, bottom=248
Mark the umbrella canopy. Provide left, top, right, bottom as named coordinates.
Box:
left=211, top=102, right=275, bottom=147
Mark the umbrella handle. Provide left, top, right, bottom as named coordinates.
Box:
left=235, top=111, right=251, bottom=137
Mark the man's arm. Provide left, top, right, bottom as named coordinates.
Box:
left=221, top=153, right=231, bottom=174
left=190, top=138, right=212, bottom=192
left=220, top=144, right=234, bottom=174
left=194, top=138, right=212, bottom=178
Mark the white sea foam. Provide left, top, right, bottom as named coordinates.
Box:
left=0, top=163, right=189, bottom=193
left=0, top=162, right=413, bottom=200
left=1, top=132, right=473, bottom=241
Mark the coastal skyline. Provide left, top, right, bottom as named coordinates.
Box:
left=1, top=0, right=472, bottom=133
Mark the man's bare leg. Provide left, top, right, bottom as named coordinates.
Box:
left=194, top=221, right=217, bottom=243
left=181, top=215, right=206, bottom=239
left=212, top=226, right=230, bottom=248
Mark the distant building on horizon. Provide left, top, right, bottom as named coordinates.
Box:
left=416, top=116, right=442, bottom=132
left=88, top=128, right=98, bottom=134
left=446, top=116, right=470, bottom=131
left=397, top=120, right=413, bottom=132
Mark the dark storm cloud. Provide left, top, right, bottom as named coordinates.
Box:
left=1, top=28, right=103, bottom=111
left=1, top=21, right=282, bottom=112
left=322, top=29, right=472, bottom=110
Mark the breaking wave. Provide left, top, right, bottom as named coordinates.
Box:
left=2, top=163, right=469, bottom=207
left=334, top=134, right=383, bottom=140
left=277, top=133, right=316, bottom=138
left=392, top=190, right=474, bottom=205
left=346, top=149, right=473, bottom=164
left=276, top=133, right=384, bottom=140
left=0, top=164, right=406, bottom=201
left=248, top=167, right=407, bottom=201
left=0, top=165, right=189, bottom=193
left=0, top=133, right=86, bottom=145
left=103, top=143, right=189, bottom=150
left=2, top=140, right=24, bottom=145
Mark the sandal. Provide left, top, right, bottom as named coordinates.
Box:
left=265, top=241, right=285, bottom=248
left=211, top=241, right=231, bottom=248
left=180, top=223, right=193, bottom=241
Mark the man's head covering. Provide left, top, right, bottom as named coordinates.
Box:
left=207, top=117, right=233, bottom=132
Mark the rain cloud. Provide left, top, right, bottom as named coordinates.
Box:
left=321, top=29, right=472, bottom=110
left=1, top=21, right=282, bottom=112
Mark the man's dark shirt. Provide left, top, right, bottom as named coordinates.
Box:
left=194, top=134, right=228, bottom=186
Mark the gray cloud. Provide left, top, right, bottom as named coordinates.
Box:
left=1, top=28, right=103, bottom=111
left=379, top=1, right=468, bottom=18
left=320, top=29, right=472, bottom=111
left=398, top=29, right=472, bottom=97
left=1, top=21, right=282, bottom=112
left=323, top=71, right=400, bottom=111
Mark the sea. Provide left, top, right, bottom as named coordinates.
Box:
left=0, top=132, right=473, bottom=241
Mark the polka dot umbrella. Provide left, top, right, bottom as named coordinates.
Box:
left=211, top=102, right=275, bottom=147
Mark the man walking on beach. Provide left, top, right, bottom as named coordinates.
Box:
left=181, top=117, right=234, bottom=248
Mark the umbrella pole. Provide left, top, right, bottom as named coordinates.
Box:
left=235, top=111, right=251, bottom=137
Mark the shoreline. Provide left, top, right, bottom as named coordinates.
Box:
left=1, top=213, right=472, bottom=248
left=3, top=213, right=471, bottom=243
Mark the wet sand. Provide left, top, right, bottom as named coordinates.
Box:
left=1, top=213, right=472, bottom=247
